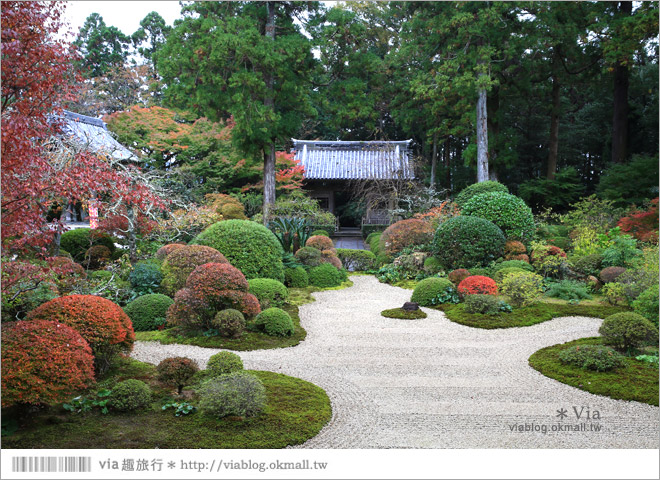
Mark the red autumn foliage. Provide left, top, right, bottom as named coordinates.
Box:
left=412, top=201, right=461, bottom=229
left=156, top=357, right=199, bottom=394
left=448, top=269, right=471, bottom=285
left=380, top=219, right=435, bottom=257
left=155, top=243, right=186, bottom=260
left=320, top=250, right=343, bottom=270
left=186, top=263, right=249, bottom=296
left=1, top=319, right=95, bottom=408
left=504, top=240, right=526, bottom=257
left=306, top=235, right=335, bottom=251
left=26, top=295, right=135, bottom=368
left=508, top=254, right=530, bottom=263
left=47, top=256, right=86, bottom=292
left=161, top=245, right=228, bottom=295
left=97, top=211, right=158, bottom=238
left=457, top=276, right=498, bottom=296
left=530, top=244, right=567, bottom=264
left=242, top=151, right=305, bottom=192
left=617, top=198, right=659, bottom=244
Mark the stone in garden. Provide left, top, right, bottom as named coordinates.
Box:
left=402, top=302, right=419, bottom=311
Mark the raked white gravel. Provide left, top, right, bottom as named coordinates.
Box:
left=132, top=275, right=659, bottom=449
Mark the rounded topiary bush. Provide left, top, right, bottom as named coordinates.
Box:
left=1, top=320, right=95, bottom=408
left=499, top=271, right=544, bottom=307
left=155, top=243, right=185, bottom=260
left=161, top=245, right=228, bottom=295
left=26, top=295, right=134, bottom=372
left=294, top=246, right=322, bottom=268
left=462, top=192, right=535, bottom=244
left=186, top=262, right=249, bottom=296
left=632, top=286, right=659, bottom=327
left=207, top=351, right=244, bottom=377
left=558, top=345, right=626, bottom=372
left=320, top=249, right=343, bottom=270
left=454, top=180, right=508, bottom=207
left=448, top=268, right=471, bottom=285
left=193, top=220, right=285, bottom=282
left=284, top=266, right=309, bottom=288
left=198, top=372, right=266, bottom=418
left=599, top=312, right=658, bottom=352
left=123, top=294, right=173, bottom=331
left=248, top=278, right=289, bottom=309
left=423, top=256, right=443, bottom=274
left=432, top=216, right=506, bottom=270
left=156, top=357, right=199, bottom=394
left=411, top=277, right=457, bottom=306
left=220, top=203, right=247, bottom=220
left=310, top=229, right=329, bottom=237
left=308, top=263, right=342, bottom=288
left=60, top=228, right=116, bottom=262
left=379, top=219, right=435, bottom=257
left=492, top=260, right=534, bottom=273
left=457, top=275, right=498, bottom=296
left=129, top=261, right=163, bottom=294
left=255, top=307, right=295, bottom=336
left=464, top=294, right=503, bottom=315
left=212, top=309, right=246, bottom=338
left=504, top=240, right=527, bottom=257
left=109, top=379, right=152, bottom=412
left=83, top=245, right=111, bottom=269
left=306, top=235, right=334, bottom=251
left=599, top=266, right=627, bottom=284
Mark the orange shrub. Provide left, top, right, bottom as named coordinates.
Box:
left=457, top=276, right=498, bottom=296
left=161, top=245, right=228, bottom=295
left=306, top=235, right=334, bottom=251
left=504, top=240, right=526, bottom=258
left=155, top=243, right=185, bottom=260
left=380, top=219, right=434, bottom=257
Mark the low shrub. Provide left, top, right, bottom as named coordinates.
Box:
left=572, top=254, right=603, bottom=277
left=310, top=229, right=329, bottom=237
left=156, top=357, right=199, bottom=394
left=220, top=203, right=247, bottom=220
left=423, top=256, right=443, bottom=275
left=336, top=249, right=376, bottom=271
left=462, top=192, right=536, bottom=244
left=255, top=307, right=295, bottom=336
left=123, top=294, right=173, bottom=331
left=379, top=219, right=434, bottom=257
left=306, top=235, right=334, bottom=251
left=129, top=262, right=163, bottom=294
left=320, top=250, right=343, bottom=270
left=284, top=266, right=309, bottom=288
left=206, top=352, right=244, bottom=377
left=601, top=228, right=642, bottom=268
left=109, top=379, right=152, bottom=412
left=411, top=277, right=458, bottom=306
left=247, top=278, right=289, bottom=309
left=599, top=266, right=626, bottom=284
left=60, top=228, right=116, bottom=262
left=602, top=282, right=627, bottom=305
left=212, top=309, right=246, bottom=338
left=83, top=245, right=111, bottom=269
left=499, top=271, right=544, bottom=307
left=197, top=372, right=266, bottom=418
left=504, top=240, right=526, bottom=257
left=454, top=180, right=508, bottom=207
left=632, top=286, right=659, bottom=327
left=599, top=312, right=658, bottom=352
left=493, top=267, right=530, bottom=284
left=380, top=308, right=428, bottom=319
left=544, top=280, right=592, bottom=302
left=155, top=243, right=185, bottom=260
left=448, top=269, right=471, bottom=285
left=457, top=276, right=498, bottom=296
left=294, top=247, right=322, bottom=268
left=432, top=216, right=506, bottom=270
left=308, top=263, right=342, bottom=288
left=558, top=345, right=626, bottom=372
left=616, top=269, right=656, bottom=302
left=1, top=320, right=95, bottom=408
left=464, top=294, right=508, bottom=315
left=492, top=260, right=534, bottom=273
left=161, top=245, right=228, bottom=295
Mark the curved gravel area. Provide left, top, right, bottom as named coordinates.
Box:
left=132, top=275, right=659, bottom=448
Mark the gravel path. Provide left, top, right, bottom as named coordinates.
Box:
left=132, top=275, right=659, bottom=448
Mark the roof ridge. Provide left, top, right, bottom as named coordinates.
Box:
left=63, top=110, right=106, bottom=129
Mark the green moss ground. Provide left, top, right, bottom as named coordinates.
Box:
left=381, top=308, right=428, bottom=319
left=434, top=302, right=629, bottom=329
left=528, top=337, right=659, bottom=406
left=2, top=358, right=331, bottom=448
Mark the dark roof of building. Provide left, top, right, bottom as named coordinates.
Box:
left=292, top=139, right=414, bottom=181
left=60, top=110, right=136, bottom=161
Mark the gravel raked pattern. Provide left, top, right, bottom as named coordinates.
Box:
left=132, top=275, right=659, bottom=448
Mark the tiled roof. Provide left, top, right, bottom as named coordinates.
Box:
left=292, top=139, right=414, bottom=181
left=60, top=110, right=136, bottom=161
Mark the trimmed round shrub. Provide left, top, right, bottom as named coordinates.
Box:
left=161, top=245, right=228, bottom=295
left=462, top=192, right=535, bottom=244
left=255, top=307, right=295, bottom=336
left=411, top=277, right=457, bottom=306
left=206, top=351, right=244, bottom=377
left=166, top=288, right=212, bottom=329
left=504, top=240, right=526, bottom=257
left=308, top=263, right=342, bottom=288
left=306, top=235, right=334, bottom=251
left=632, top=286, right=659, bottom=327
left=186, top=262, right=249, bottom=296
left=109, top=379, right=152, bottom=412
left=284, top=266, right=309, bottom=288
left=295, top=246, right=322, bottom=267
left=448, top=268, right=471, bottom=285
left=212, top=309, right=246, bottom=338
left=499, top=271, right=544, bottom=307
left=26, top=295, right=134, bottom=371
left=558, top=345, right=626, bottom=372
left=60, top=228, right=116, bottom=262
left=156, top=357, right=199, bottom=394
left=310, top=229, right=329, bottom=237
left=193, top=220, right=285, bottom=282
left=458, top=276, right=498, bottom=296
left=320, top=250, right=343, bottom=270
left=83, top=245, right=111, bottom=269
left=572, top=254, right=603, bottom=277
left=247, top=278, right=288, bottom=309
left=220, top=203, right=247, bottom=220
left=379, top=219, right=434, bottom=257
left=129, top=261, right=163, bottom=294
left=423, top=256, right=443, bottom=274
left=599, top=266, right=626, bottom=284
left=123, top=294, right=173, bottom=331
left=492, top=260, right=534, bottom=273
left=599, top=312, right=658, bottom=352
left=432, top=216, right=506, bottom=270
left=464, top=294, right=503, bottom=315
left=454, top=180, right=508, bottom=207
left=197, top=372, right=266, bottom=418
left=155, top=243, right=185, bottom=260
left=1, top=320, right=95, bottom=408
left=493, top=267, right=530, bottom=284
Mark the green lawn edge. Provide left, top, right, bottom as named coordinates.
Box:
left=528, top=337, right=659, bottom=406
left=381, top=307, right=428, bottom=319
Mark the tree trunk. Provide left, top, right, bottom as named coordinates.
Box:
left=430, top=131, right=438, bottom=188
left=476, top=85, right=489, bottom=182
left=487, top=86, right=499, bottom=180
left=547, top=75, right=561, bottom=179
left=444, top=137, right=451, bottom=191
left=262, top=1, right=276, bottom=223
left=127, top=204, right=137, bottom=262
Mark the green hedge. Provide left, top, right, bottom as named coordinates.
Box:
left=454, top=181, right=508, bottom=207
left=462, top=192, right=536, bottom=244
left=308, top=263, right=342, bottom=288
left=60, top=228, right=116, bottom=262
left=284, top=267, right=309, bottom=288
left=361, top=224, right=388, bottom=239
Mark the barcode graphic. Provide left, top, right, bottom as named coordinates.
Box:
left=11, top=456, right=92, bottom=473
